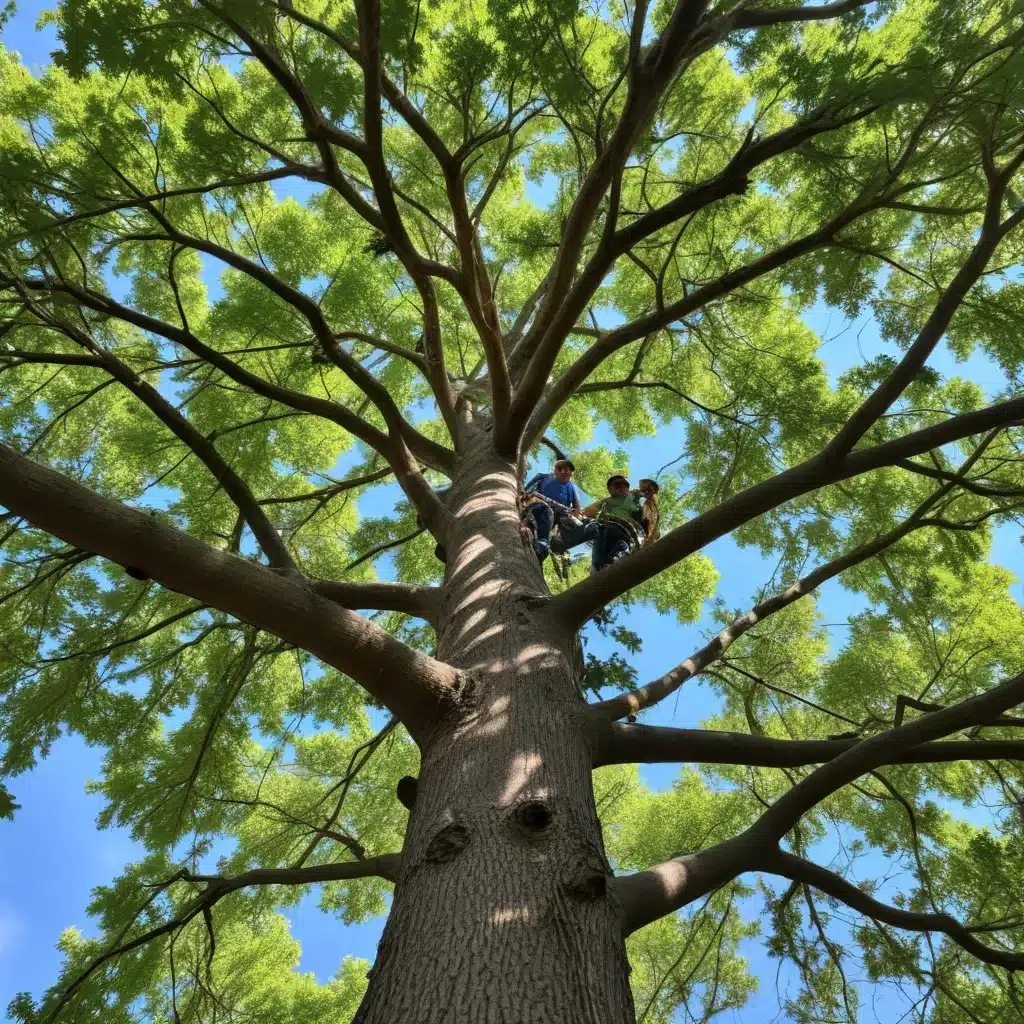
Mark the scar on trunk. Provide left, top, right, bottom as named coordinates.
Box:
left=424, top=822, right=471, bottom=863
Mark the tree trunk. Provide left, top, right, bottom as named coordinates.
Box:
left=356, top=433, right=636, bottom=1023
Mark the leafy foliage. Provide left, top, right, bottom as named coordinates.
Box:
left=1, top=0, right=1024, bottom=1020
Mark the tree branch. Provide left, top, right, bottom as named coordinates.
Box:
left=0, top=444, right=460, bottom=738
left=504, top=46, right=889, bottom=456
left=105, top=182, right=443, bottom=468
left=495, top=0, right=715, bottom=456
left=20, top=299, right=299, bottom=573
left=311, top=580, right=440, bottom=624
left=46, top=854, right=400, bottom=1023
left=0, top=349, right=104, bottom=368
left=764, top=850, right=1024, bottom=971
left=749, top=669, right=1024, bottom=842
left=592, top=722, right=1024, bottom=769
left=2, top=273, right=456, bottom=535
left=552, top=393, right=1024, bottom=631
left=824, top=148, right=1021, bottom=458
left=523, top=204, right=867, bottom=448
left=15, top=166, right=305, bottom=241
left=587, top=433, right=1002, bottom=718
left=896, top=458, right=1024, bottom=498
left=353, top=0, right=459, bottom=430
left=613, top=669, right=1024, bottom=936
left=734, top=0, right=875, bottom=30
left=611, top=836, right=753, bottom=938
left=258, top=466, right=393, bottom=505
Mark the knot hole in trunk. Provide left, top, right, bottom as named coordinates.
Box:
left=514, top=799, right=553, bottom=837
left=565, top=857, right=609, bottom=902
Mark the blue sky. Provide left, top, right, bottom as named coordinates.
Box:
left=1, top=3, right=1022, bottom=1020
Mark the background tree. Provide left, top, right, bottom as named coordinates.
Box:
left=2, top=0, right=1024, bottom=1020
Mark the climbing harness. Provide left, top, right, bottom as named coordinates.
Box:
left=521, top=490, right=581, bottom=578
left=522, top=490, right=648, bottom=575
left=595, top=510, right=646, bottom=557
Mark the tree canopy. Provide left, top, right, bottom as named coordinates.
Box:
left=2, top=0, right=1024, bottom=1020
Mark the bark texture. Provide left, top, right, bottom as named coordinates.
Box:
left=357, top=433, right=635, bottom=1023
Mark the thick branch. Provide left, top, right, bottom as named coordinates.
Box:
left=496, top=0, right=714, bottom=455
left=592, top=722, right=1024, bottom=769
left=0, top=349, right=104, bottom=367
left=553, top=394, right=1024, bottom=630
left=0, top=444, right=460, bottom=738
left=25, top=306, right=298, bottom=573
left=612, top=836, right=754, bottom=938
left=753, top=669, right=1024, bottom=843
left=354, top=0, right=458, bottom=430
left=524, top=207, right=864, bottom=447
left=824, top=156, right=1019, bottom=458
left=312, top=580, right=440, bottom=624
left=614, top=670, right=1024, bottom=936
left=3, top=275, right=456, bottom=534
left=734, top=0, right=874, bottom=30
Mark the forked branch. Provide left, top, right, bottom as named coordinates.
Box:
left=554, top=394, right=1024, bottom=631
left=614, top=669, right=1024, bottom=945
left=588, top=432, right=1004, bottom=719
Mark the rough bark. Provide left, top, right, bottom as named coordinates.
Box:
left=356, top=431, right=635, bottom=1024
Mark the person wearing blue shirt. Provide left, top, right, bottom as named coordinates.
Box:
left=523, top=459, right=592, bottom=560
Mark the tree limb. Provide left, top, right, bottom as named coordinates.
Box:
left=15, top=166, right=305, bottom=241
left=0, top=444, right=460, bottom=738
left=613, top=669, right=1024, bottom=936
left=523, top=204, right=868, bottom=448
left=505, top=50, right=888, bottom=455
left=495, top=0, right=715, bottom=455
left=311, top=580, right=440, bottom=624
left=896, top=458, right=1024, bottom=498
left=751, top=669, right=1024, bottom=843
left=592, top=722, right=1024, bottom=769
left=587, top=432, right=1002, bottom=718
left=553, top=393, right=1024, bottom=631
left=21, top=299, right=299, bottom=573
left=2, top=274, right=456, bottom=536
left=824, top=148, right=1022, bottom=458
left=354, top=0, right=459, bottom=430
left=258, top=466, right=393, bottom=505
left=45, top=854, right=400, bottom=1023
left=734, top=0, right=875, bottom=30
left=764, top=850, right=1024, bottom=971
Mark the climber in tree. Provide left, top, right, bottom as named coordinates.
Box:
left=638, top=479, right=661, bottom=541
left=522, top=459, right=591, bottom=560
left=583, top=475, right=648, bottom=573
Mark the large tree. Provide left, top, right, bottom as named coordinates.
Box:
left=2, top=0, right=1024, bottom=1019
